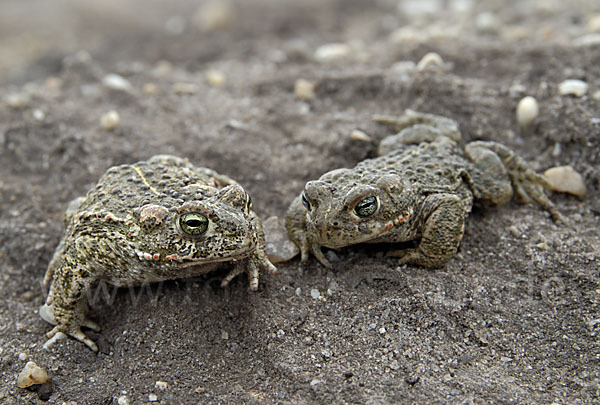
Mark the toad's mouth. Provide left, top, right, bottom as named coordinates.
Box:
left=318, top=209, right=413, bottom=247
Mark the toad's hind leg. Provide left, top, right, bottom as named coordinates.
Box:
left=389, top=194, right=469, bottom=267
left=464, top=141, right=565, bottom=223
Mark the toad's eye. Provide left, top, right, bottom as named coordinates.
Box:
left=301, top=192, right=311, bottom=211
left=354, top=196, right=378, bottom=218
left=178, top=212, right=209, bottom=236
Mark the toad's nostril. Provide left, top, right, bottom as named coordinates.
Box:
left=332, top=221, right=339, bottom=227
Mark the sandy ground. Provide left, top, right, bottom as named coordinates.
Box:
left=1, top=0, right=599, bottom=403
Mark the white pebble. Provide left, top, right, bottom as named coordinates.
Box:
left=475, top=12, right=501, bottom=34
left=173, top=82, right=199, bottom=95
left=593, top=90, right=600, bottom=101
left=558, top=80, right=588, bottom=97
left=310, top=288, right=321, bottom=299
left=509, top=83, right=527, bottom=98
left=294, top=79, right=316, bottom=101
left=544, top=166, right=586, bottom=197
left=516, top=96, right=539, bottom=128
left=193, top=0, right=234, bottom=32
left=18, top=353, right=28, bottom=361
left=397, top=0, right=442, bottom=17
left=102, top=74, right=132, bottom=92
left=378, top=327, right=387, bottom=334
left=100, top=111, right=120, bottom=130
left=350, top=129, right=373, bottom=142
left=416, top=52, right=444, bottom=71
left=314, top=43, right=352, bottom=62
left=155, top=381, right=168, bottom=391
left=573, top=33, right=600, bottom=47
left=5, top=93, right=30, bottom=108
left=17, top=361, right=49, bottom=388
left=205, top=70, right=226, bottom=87
left=117, top=396, right=130, bottom=405
left=148, top=393, right=158, bottom=402
left=388, top=27, right=422, bottom=44
left=33, top=109, right=46, bottom=121
left=587, top=14, right=600, bottom=33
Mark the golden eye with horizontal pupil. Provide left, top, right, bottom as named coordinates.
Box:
left=178, top=212, right=209, bottom=236
left=301, top=192, right=311, bottom=211
left=354, top=196, right=378, bottom=218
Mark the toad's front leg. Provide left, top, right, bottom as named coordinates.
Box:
left=285, top=195, right=332, bottom=268
left=42, top=257, right=99, bottom=352
left=389, top=194, right=470, bottom=267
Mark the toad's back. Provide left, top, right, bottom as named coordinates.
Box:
left=78, top=155, right=226, bottom=217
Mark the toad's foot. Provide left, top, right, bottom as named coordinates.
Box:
left=46, top=325, right=98, bottom=352
left=465, top=141, right=567, bottom=224
left=39, top=304, right=101, bottom=332
left=220, top=254, right=278, bottom=291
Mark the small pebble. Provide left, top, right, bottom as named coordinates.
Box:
left=263, top=216, right=300, bottom=263
left=16, top=322, right=26, bottom=332
left=193, top=0, right=234, bottom=32
left=153, top=60, right=173, bottom=76
left=45, top=77, right=62, bottom=90
left=5, top=93, right=30, bottom=108
left=206, top=69, right=226, bottom=87
left=148, top=393, right=158, bottom=402
left=350, top=129, right=373, bottom=142
left=397, top=0, right=442, bottom=17
left=573, top=33, right=600, bottom=47
left=294, top=79, right=316, bottom=101
left=102, top=74, right=132, bottom=92
left=475, top=12, right=501, bottom=34
left=195, top=386, right=206, bottom=393
left=221, top=330, right=229, bottom=340
left=388, top=27, right=422, bottom=44
left=18, top=353, right=27, bottom=361
left=588, top=14, right=600, bottom=32
left=416, top=52, right=444, bottom=71
left=558, top=79, right=588, bottom=97
left=100, top=111, right=120, bottom=130
left=378, top=327, right=387, bottom=335
left=143, top=83, right=158, bottom=94
left=32, top=109, right=46, bottom=121
left=593, top=90, right=600, bottom=100
left=310, top=288, right=321, bottom=299
left=17, top=361, right=49, bottom=388
left=516, top=96, right=539, bottom=128
left=543, top=166, right=586, bottom=197
left=173, top=82, right=199, bottom=95
left=155, top=381, right=168, bottom=391
left=117, top=396, right=130, bottom=405
left=314, top=43, right=352, bottom=62
left=509, top=83, right=527, bottom=98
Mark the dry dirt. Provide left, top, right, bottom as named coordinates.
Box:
left=1, top=0, right=599, bottom=404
